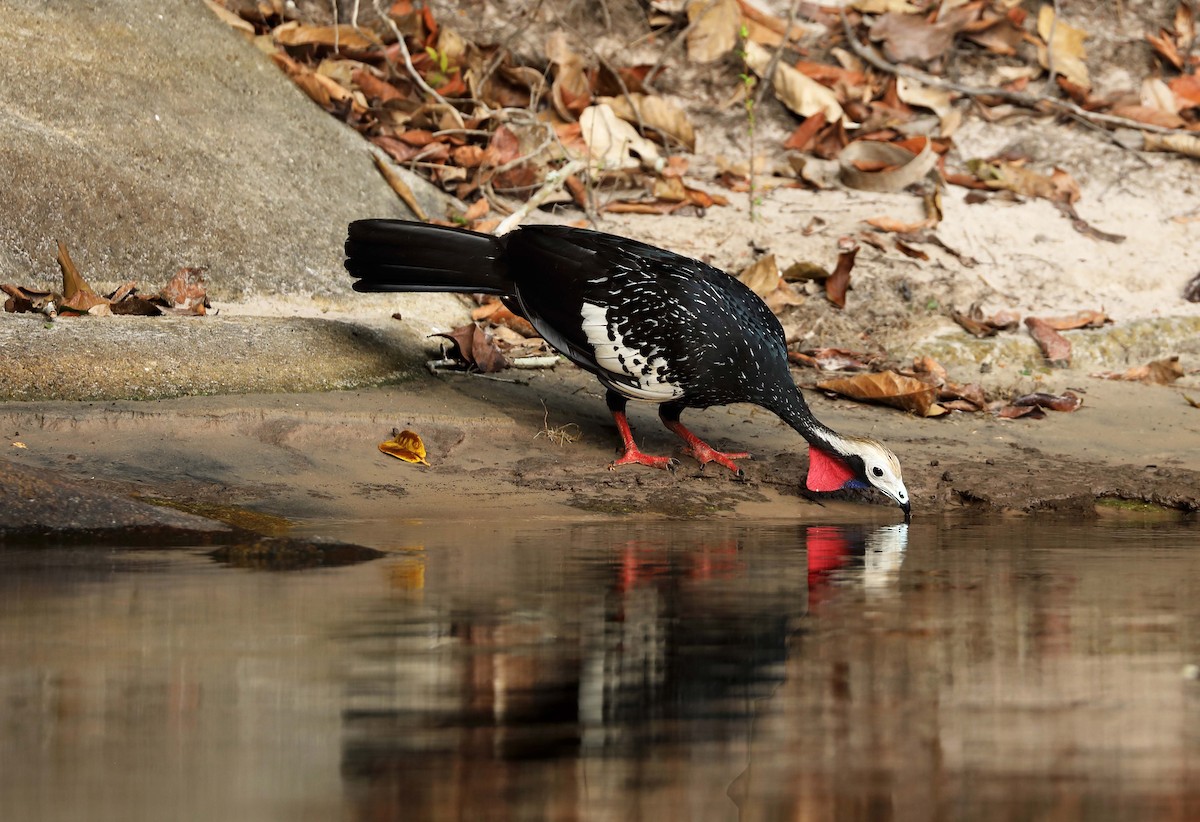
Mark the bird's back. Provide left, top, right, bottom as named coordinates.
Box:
left=503, top=226, right=792, bottom=409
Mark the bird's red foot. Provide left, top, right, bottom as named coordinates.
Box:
left=609, top=446, right=679, bottom=472
left=665, top=421, right=750, bottom=477
left=682, top=442, right=751, bottom=475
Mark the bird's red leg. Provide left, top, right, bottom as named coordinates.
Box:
left=662, top=419, right=750, bottom=475
left=609, top=409, right=679, bottom=471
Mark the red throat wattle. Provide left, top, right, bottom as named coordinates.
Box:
left=805, top=444, right=856, bottom=492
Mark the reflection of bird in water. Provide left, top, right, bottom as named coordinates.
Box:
left=345, top=219, right=911, bottom=518
left=338, top=532, right=809, bottom=817
left=807, top=523, right=909, bottom=594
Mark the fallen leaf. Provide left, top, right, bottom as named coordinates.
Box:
left=952, top=304, right=1019, bottom=337
left=600, top=93, right=696, bottom=151
left=11, top=441, right=27, bottom=449
left=1025, top=317, right=1072, bottom=366
left=826, top=238, right=857, bottom=309
left=379, top=428, right=430, bottom=465
left=546, top=31, right=591, bottom=120
left=686, top=0, right=741, bottom=62
left=997, top=404, right=1045, bottom=419
left=839, top=138, right=937, bottom=193
left=1185, top=394, right=1200, bottom=408
left=56, top=242, right=109, bottom=314
left=1039, top=309, right=1109, bottom=330
left=1093, top=356, right=1185, bottom=385
left=738, top=254, right=780, bottom=298
left=869, top=12, right=964, bottom=65
left=817, top=370, right=944, bottom=416
left=743, top=41, right=849, bottom=125
left=1011, top=391, right=1083, bottom=412
left=1037, top=5, right=1090, bottom=89
left=578, top=104, right=660, bottom=173
left=471, top=298, right=536, bottom=337
left=273, top=22, right=379, bottom=51
left=159, top=267, right=210, bottom=314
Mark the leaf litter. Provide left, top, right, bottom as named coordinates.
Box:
left=190, top=0, right=1200, bottom=427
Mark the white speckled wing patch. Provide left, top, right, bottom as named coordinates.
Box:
left=580, top=302, right=683, bottom=401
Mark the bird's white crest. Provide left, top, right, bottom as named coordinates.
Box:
left=580, top=302, right=683, bottom=401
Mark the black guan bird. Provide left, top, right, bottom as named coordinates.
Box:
left=345, top=219, right=910, bottom=519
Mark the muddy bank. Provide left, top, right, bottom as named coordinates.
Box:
left=2, top=364, right=1196, bottom=544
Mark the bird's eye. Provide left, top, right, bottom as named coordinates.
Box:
left=871, top=466, right=884, bottom=477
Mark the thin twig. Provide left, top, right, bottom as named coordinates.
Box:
left=494, top=158, right=589, bottom=235
left=370, top=0, right=450, bottom=107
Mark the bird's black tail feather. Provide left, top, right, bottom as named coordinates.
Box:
left=345, top=219, right=511, bottom=295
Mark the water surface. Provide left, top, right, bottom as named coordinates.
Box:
left=1, top=517, right=1197, bottom=821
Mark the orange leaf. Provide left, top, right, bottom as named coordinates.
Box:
left=1025, top=317, right=1071, bottom=366
left=825, top=238, right=857, bottom=309
left=379, top=428, right=430, bottom=465
left=57, top=242, right=109, bottom=313
left=816, top=371, right=944, bottom=416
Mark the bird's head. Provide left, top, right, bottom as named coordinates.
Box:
left=805, top=436, right=911, bottom=521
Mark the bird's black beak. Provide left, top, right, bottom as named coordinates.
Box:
left=901, top=500, right=912, bottom=523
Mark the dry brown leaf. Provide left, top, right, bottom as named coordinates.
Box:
left=578, top=104, right=660, bottom=172
left=1039, top=310, right=1109, bottom=330
left=1025, top=317, right=1072, bottom=366
left=159, top=267, right=209, bottom=314
left=546, top=31, right=591, bottom=121
left=686, top=0, right=741, bottom=62
left=817, top=370, right=944, bottom=416
left=998, top=404, right=1044, bottom=419
left=600, top=94, right=696, bottom=151
left=57, top=242, right=109, bottom=314
left=826, top=238, right=857, bottom=309
left=273, top=22, right=379, bottom=50
left=737, top=254, right=780, bottom=298
left=471, top=299, right=537, bottom=337
left=379, top=428, right=430, bottom=466
left=868, top=12, right=966, bottom=65
left=743, top=41, right=848, bottom=125
left=1011, top=391, right=1083, bottom=412
left=839, top=139, right=937, bottom=193
left=1093, top=356, right=1185, bottom=385
left=968, top=159, right=1079, bottom=203
left=1037, top=6, right=1090, bottom=89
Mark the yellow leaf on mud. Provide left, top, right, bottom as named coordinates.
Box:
left=817, top=371, right=945, bottom=416
left=379, top=428, right=430, bottom=466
